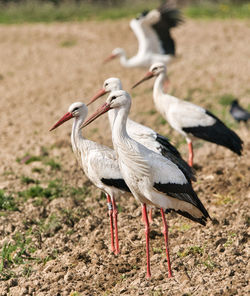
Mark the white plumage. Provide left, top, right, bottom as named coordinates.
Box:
left=132, top=63, right=243, bottom=166
left=50, top=102, right=131, bottom=255
left=81, top=90, right=210, bottom=278
left=104, top=5, right=182, bottom=68
left=87, top=77, right=194, bottom=180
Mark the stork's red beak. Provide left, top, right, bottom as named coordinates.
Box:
left=103, top=53, right=117, bottom=64
left=86, top=88, right=107, bottom=106
left=131, top=71, right=154, bottom=89
left=49, top=112, right=73, bottom=131
left=80, top=103, right=111, bottom=129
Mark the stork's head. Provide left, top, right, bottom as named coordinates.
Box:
left=87, top=78, right=123, bottom=106
left=81, top=90, right=131, bottom=129
left=112, top=48, right=125, bottom=57
left=106, top=90, right=131, bottom=109
left=50, top=102, right=88, bottom=131
left=149, top=63, right=167, bottom=76
left=103, top=48, right=125, bottom=64
left=104, top=77, right=123, bottom=92
left=132, top=62, right=167, bottom=89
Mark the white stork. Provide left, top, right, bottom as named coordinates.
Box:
left=87, top=77, right=194, bottom=181
left=132, top=63, right=243, bottom=166
left=50, top=102, right=131, bottom=255
left=81, top=90, right=210, bottom=278
left=104, top=5, right=182, bottom=68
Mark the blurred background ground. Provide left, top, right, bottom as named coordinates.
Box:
left=0, top=1, right=249, bottom=295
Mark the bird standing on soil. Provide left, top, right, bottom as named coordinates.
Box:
left=87, top=77, right=195, bottom=222
left=132, top=63, right=243, bottom=167
left=230, top=99, right=250, bottom=122
left=81, top=90, right=210, bottom=278
left=104, top=5, right=182, bottom=68
left=87, top=77, right=194, bottom=181
left=50, top=102, right=131, bottom=255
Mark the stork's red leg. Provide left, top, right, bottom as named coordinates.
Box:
left=106, top=194, right=115, bottom=253
left=160, top=208, right=172, bottom=278
left=142, top=204, right=151, bottom=278
left=188, top=142, right=193, bottom=167
left=112, top=196, right=120, bottom=255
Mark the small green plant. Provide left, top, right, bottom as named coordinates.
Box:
left=147, top=109, right=157, bottom=115
left=203, top=256, right=216, bottom=270
left=17, top=154, right=42, bottom=164
left=22, top=265, right=33, bottom=277
left=60, top=40, right=77, bottom=47
left=44, top=159, right=61, bottom=170
left=152, top=290, right=163, bottom=296
left=117, top=204, right=123, bottom=213
left=70, top=186, right=89, bottom=198
left=42, top=214, right=62, bottom=236
left=70, top=292, right=82, bottom=296
left=213, top=193, right=235, bottom=205
left=60, top=209, right=80, bottom=227
left=39, top=249, right=58, bottom=265
left=21, top=176, right=39, bottom=185
left=121, top=274, right=127, bottom=280
left=32, top=167, right=44, bottom=174
left=18, top=185, right=44, bottom=200
left=178, top=245, right=203, bottom=257
left=156, top=115, right=167, bottom=126
left=2, top=170, right=14, bottom=176
left=219, top=94, right=235, bottom=106
left=0, top=190, right=19, bottom=211
left=153, top=247, right=163, bottom=254
left=0, top=232, right=37, bottom=274
left=18, top=179, right=63, bottom=201
left=223, top=234, right=235, bottom=248
left=179, top=223, right=191, bottom=232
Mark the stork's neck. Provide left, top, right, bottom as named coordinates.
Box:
left=108, top=109, right=116, bottom=128
left=71, top=116, right=89, bottom=156
left=153, top=72, right=165, bottom=99
left=153, top=72, right=174, bottom=114
left=119, top=51, right=139, bottom=68
left=118, top=51, right=129, bottom=67
left=111, top=104, right=130, bottom=150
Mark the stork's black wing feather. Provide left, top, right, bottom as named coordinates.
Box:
left=101, top=178, right=131, bottom=193
left=182, top=110, right=243, bottom=156
left=156, top=134, right=181, bottom=158
left=152, top=6, right=183, bottom=55
left=156, top=134, right=196, bottom=182
left=157, top=5, right=183, bottom=29
left=154, top=182, right=210, bottom=225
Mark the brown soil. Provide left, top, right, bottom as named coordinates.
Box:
left=0, top=19, right=249, bottom=296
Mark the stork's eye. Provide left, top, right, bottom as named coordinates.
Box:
left=72, top=107, right=79, bottom=113
left=111, top=96, right=116, bottom=101
left=152, top=67, right=157, bottom=72
left=104, top=83, right=108, bottom=87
